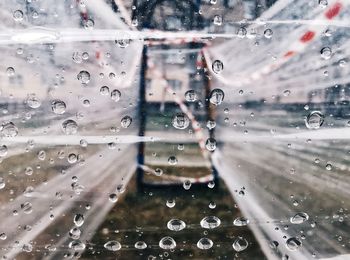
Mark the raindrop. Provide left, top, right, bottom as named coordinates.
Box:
left=69, top=227, right=81, bottom=240
left=121, top=116, right=132, bottom=128
left=283, top=90, right=291, bottom=97
left=209, top=201, right=216, bottom=209
left=208, top=181, right=215, bottom=188
left=213, top=15, right=223, bottom=26
left=1, top=122, right=18, bottom=137
left=326, top=163, right=332, bottom=171
left=109, top=193, right=118, bottom=203
left=104, top=240, right=121, bottom=251
left=319, top=0, right=328, bottom=8
left=185, top=90, right=197, bottom=102
left=232, top=237, right=249, bottom=252
left=155, top=168, right=163, bottom=176
left=172, top=113, right=190, bottom=130
left=159, top=236, right=176, bottom=250
left=0, top=145, right=8, bottom=157
left=26, top=94, right=41, bottom=109
left=212, top=60, right=224, bottom=74
left=62, top=119, right=78, bottom=135
left=237, top=27, right=247, bottom=38
left=68, top=153, right=78, bottom=164
left=0, top=233, right=6, bottom=240
left=13, top=10, right=23, bottom=21
left=167, top=219, right=186, bottom=231
left=6, top=67, right=15, bottom=77
left=200, top=216, right=221, bottom=229
left=73, top=214, right=84, bottom=227
left=290, top=212, right=309, bottom=224
left=77, top=70, right=90, bottom=84
left=135, top=241, right=147, bottom=250
left=197, top=237, right=213, bottom=250
left=111, top=89, right=121, bottom=102
left=22, top=243, right=33, bottom=252
left=72, top=52, right=83, bottom=63
left=183, top=179, right=192, bottom=190
left=84, top=19, right=94, bottom=29
left=206, top=120, right=216, bottom=130
left=305, top=111, right=324, bottom=129
left=0, top=177, right=5, bottom=189
left=264, top=29, right=273, bottom=39
left=233, top=217, right=249, bottom=226
left=209, top=89, right=225, bottom=105
left=168, top=156, right=178, bottom=165
left=37, top=150, right=46, bottom=160
left=100, top=86, right=110, bottom=95
left=21, top=202, right=33, bottom=214
left=51, top=100, right=66, bottom=114
left=25, top=167, right=33, bottom=176
left=286, top=237, right=302, bottom=251
left=166, top=199, right=176, bottom=208
left=320, top=47, right=332, bottom=60
left=205, top=138, right=217, bottom=151
left=69, top=240, right=85, bottom=251
left=115, top=39, right=131, bottom=48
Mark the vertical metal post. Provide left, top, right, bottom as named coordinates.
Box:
left=137, top=46, right=148, bottom=193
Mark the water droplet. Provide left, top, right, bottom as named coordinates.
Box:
left=51, top=100, right=66, bottom=114
left=62, top=119, right=78, bottom=135
left=73, top=214, right=84, bottom=227
left=26, top=94, right=41, bottom=109
left=200, top=216, right=221, bottom=229
left=286, top=237, right=302, bottom=251
left=0, top=145, right=8, bottom=157
left=13, top=10, right=23, bottom=21
left=159, top=236, right=176, bottom=250
left=109, top=193, right=118, bottom=203
left=185, top=90, right=197, bottom=102
left=22, top=243, right=33, bottom=252
left=290, top=212, right=309, bottom=224
left=69, top=227, right=81, bottom=240
left=84, top=19, right=95, bottom=29
left=168, top=156, right=178, bottom=165
left=305, top=111, right=324, bottom=129
left=264, top=28, right=273, bottom=39
left=37, top=150, right=46, bottom=160
left=104, top=240, right=121, bottom=251
left=320, top=47, right=332, bottom=60
left=206, top=120, right=216, bottom=130
left=0, top=233, right=7, bottom=240
left=100, top=86, right=110, bottom=95
left=326, top=163, right=332, bottom=171
left=183, top=179, right=192, bottom=190
left=202, top=200, right=214, bottom=209
left=213, top=15, right=223, bottom=26
left=172, top=113, right=190, bottom=130
left=209, top=89, right=225, bottom=105
left=208, top=181, right=215, bottom=188
left=283, top=90, right=291, bottom=97
left=0, top=177, right=5, bottom=189
left=167, top=219, right=186, bottom=231
left=77, top=71, right=90, bottom=84
left=232, top=237, right=248, bottom=252
left=177, top=144, right=184, bottom=150
left=1, top=122, right=18, bottom=137
left=212, top=60, right=224, bottom=74
left=21, top=202, right=33, bottom=214
left=69, top=240, right=85, bottom=251
left=115, top=39, right=131, bottom=48
left=68, top=153, right=78, bottom=164
left=111, top=89, right=121, bottom=102
left=319, top=0, right=328, bottom=8
left=72, top=52, right=83, bottom=63
left=25, top=166, right=33, bottom=176
left=166, top=199, right=176, bottom=208
left=134, top=241, right=147, bottom=249
left=121, top=116, right=132, bottom=128
left=233, top=217, right=249, bottom=226
left=205, top=138, right=217, bottom=151
left=197, top=237, right=213, bottom=250
left=237, top=27, right=247, bottom=38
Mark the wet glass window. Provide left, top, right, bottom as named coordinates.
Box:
left=0, top=0, right=349, bottom=259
